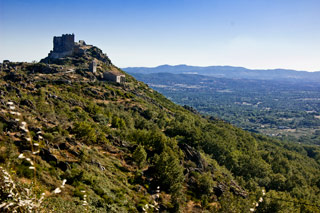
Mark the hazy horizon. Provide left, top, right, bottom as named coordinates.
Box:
left=122, top=64, right=320, bottom=72
left=1, top=0, right=320, bottom=71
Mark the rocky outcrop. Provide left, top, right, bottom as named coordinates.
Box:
left=214, top=180, right=248, bottom=198
left=180, top=143, right=248, bottom=198
left=179, top=143, right=207, bottom=170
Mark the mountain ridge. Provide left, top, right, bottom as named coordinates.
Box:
left=123, top=64, right=320, bottom=82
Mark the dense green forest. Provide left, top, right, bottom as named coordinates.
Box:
left=0, top=49, right=320, bottom=212
left=130, top=72, right=320, bottom=145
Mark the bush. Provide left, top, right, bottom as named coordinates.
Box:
left=132, top=145, right=147, bottom=168
left=72, top=121, right=97, bottom=144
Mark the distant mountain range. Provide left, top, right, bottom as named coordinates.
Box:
left=123, top=65, right=320, bottom=82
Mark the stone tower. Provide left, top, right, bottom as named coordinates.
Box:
left=48, top=34, right=75, bottom=59
left=53, top=34, right=75, bottom=53
left=90, top=60, right=97, bottom=73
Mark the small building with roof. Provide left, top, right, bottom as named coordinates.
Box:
left=103, top=68, right=125, bottom=83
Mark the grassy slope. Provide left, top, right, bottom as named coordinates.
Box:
left=0, top=56, right=319, bottom=212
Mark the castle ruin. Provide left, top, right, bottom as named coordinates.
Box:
left=44, top=34, right=125, bottom=83
left=47, top=34, right=91, bottom=59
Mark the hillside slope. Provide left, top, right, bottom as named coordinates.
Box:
left=0, top=47, right=320, bottom=212
left=129, top=72, right=320, bottom=144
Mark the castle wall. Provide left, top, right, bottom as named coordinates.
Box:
left=50, top=34, right=75, bottom=59
left=49, top=50, right=74, bottom=59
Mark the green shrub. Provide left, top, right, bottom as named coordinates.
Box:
left=72, top=121, right=97, bottom=144
left=132, top=145, right=147, bottom=168
left=153, top=148, right=184, bottom=194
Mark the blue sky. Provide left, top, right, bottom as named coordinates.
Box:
left=1, top=0, right=320, bottom=71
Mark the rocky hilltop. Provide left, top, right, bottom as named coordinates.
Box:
left=0, top=36, right=319, bottom=212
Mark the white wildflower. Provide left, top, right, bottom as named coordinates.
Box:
left=4, top=202, right=14, bottom=210
left=250, top=208, right=255, bottom=212
left=16, top=112, right=21, bottom=116
left=38, top=135, right=43, bottom=139
left=37, top=131, right=42, bottom=135
left=26, top=158, right=33, bottom=165
left=33, top=143, right=39, bottom=146
left=20, top=126, right=27, bottom=132
left=10, top=111, right=16, bottom=115
left=38, top=192, right=46, bottom=203
left=21, top=121, right=27, bottom=126
left=26, top=138, right=31, bottom=142
left=9, top=106, right=15, bottom=110
left=29, top=166, right=35, bottom=170
left=259, top=197, right=263, bottom=202
left=81, top=190, right=86, bottom=193
left=15, top=118, right=20, bottom=122
left=61, top=179, right=67, bottom=188
left=7, top=102, right=14, bottom=105
left=53, top=187, right=61, bottom=194
left=18, top=153, right=25, bottom=159
left=32, top=151, right=40, bottom=155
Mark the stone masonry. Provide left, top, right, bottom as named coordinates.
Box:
left=47, top=34, right=91, bottom=59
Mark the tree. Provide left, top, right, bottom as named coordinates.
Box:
left=132, top=145, right=147, bottom=169
left=153, top=148, right=184, bottom=193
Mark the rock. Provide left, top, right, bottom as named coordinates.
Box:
left=20, top=99, right=34, bottom=108
left=179, top=143, right=207, bottom=170
left=230, top=180, right=248, bottom=198
left=58, top=161, right=69, bottom=171
left=183, top=105, right=199, bottom=114
left=213, top=180, right=248, bottom=198
left=58, top=142, right=69, bottom=150
left=214, top=183, right=227, bottom=197
left=40, top=148, right=58, bottom=163
left=4, top=72, right=25, bottom=82
left=107, top=135, right=132, bottom=148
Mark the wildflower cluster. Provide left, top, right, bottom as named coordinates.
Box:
left=143, top=186, right=160, bottom=212
left=0, top=166, right=45, bottom=212
left=250, top=189, right=266, bottom=212
left=6, top=101, right=44, bottom=174
left=81, top=190, right=89, bottom=212
left=1, top=101, right=67, bottom=211
left=52, top=179, right=67, bottom=194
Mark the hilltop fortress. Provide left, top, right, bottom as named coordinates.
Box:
left=42, top=34, right=125, bottom=83
left=47, top=34, right=92, bottom=59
